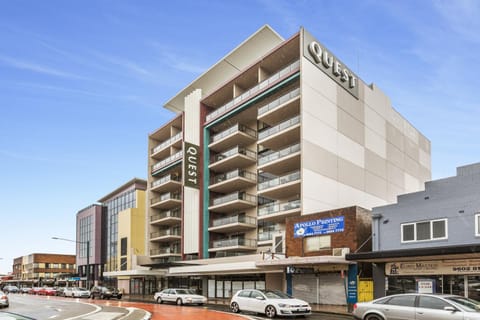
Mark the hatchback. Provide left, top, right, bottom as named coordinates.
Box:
left=230, top=289, right=311, bottom=318
left=0, top=291, right=8, bottom=308
left=353, top=293, right=480, bottom=320
left=90, top=286, right=122, bottom=300
left=63, top=287, right=90, bottom=298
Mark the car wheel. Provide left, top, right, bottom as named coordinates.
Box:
left=231, top=302, right=240, bottom=313
left=157, top=297, right=163, bottom=304
left=265, top=305, right=277, bottom=319
left=365, top=314, right=384, bottom=320
left=176, top=298, right=183, bottom=305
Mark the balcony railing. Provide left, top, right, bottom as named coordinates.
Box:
left=151, top=132, right=182, bottom=155
left=210, top=169, right=256, bottom=185
left=150, top=209, right=181, bottom=222
left=150, top=192, right=181, bottom=204
left=258, top=199, right=301, bottom=217
left=150, top=247, right=180, bottom=255
left=258, top=143, right=300, bottom=166
left=150, top=229, right=181, bottom=238
left=151, top=174, right=181, bottom=188
left=258, top=115, right=300, bottom=140
left=258, top=88, right=300, bottom=116
left=206, top=60, right=300, bottom=122
left=258, top=171, right=301, bottom=191
left=258, top=232, right=275, bottom=242
left=210, top=123, right=257, bottom=144
left=211, top=192, right=257, bottom=207
left=151, top=151, right=183, bottom=172
left=210, top=146, right=256, bottom=164
left=211, top=238, right=257, bottom=249
left=211, top=215, right=257, bottom=228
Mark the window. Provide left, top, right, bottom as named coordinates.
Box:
left=401, top=219, right=447, bottom=243
left=475, top=213, right=480, bottom=236
left=418, top=296, right=451, bottom=310
left=386, top=295, right=416, bottom=307
left=304, top=235, right=331, bottom=252
left=120, top=237, right=128, bottom=256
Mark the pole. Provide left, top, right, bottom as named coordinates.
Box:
left=86, top=240, right=90, bottom=289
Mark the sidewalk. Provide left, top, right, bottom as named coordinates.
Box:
left=124, top=295, right=351, bottom=316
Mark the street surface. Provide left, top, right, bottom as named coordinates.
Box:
left=5, top=294, right=353, bottom=320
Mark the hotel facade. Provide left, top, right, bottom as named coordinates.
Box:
left=144, top=25, right=431, bottom=304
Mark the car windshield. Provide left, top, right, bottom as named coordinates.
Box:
left=446, top=296, right=480, bottom=312
left=261, top=290, right=292, bottom=299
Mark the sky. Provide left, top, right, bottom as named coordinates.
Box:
left=1, top=0, right=479, bottom=274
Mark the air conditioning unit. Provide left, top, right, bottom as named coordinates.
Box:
left=332, top=247, right=350, bottom=257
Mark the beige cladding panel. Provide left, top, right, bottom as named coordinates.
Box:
left=387, top=162, right=404, bottom=189
left=337, top=107, right=364, bottom=146
left=184, top=89, right=202, bottom=145
left=387, top=142, right=405, bottom=170
left=337, top=158, right=365, bottom=192
left=365, top=170, right=388, bottom=200
left=365, top=148, right=387, bottom=179
left=302, top=140, right=338, bottom=181
left=386, top=122, right=405, bottom=152
left=183, top=187, right=200, bottom=254
left=404, top=138, right=420, bottom=162
left=302, top=82, right=337, bottom=130
left=336, top=85, right=364, bottom=124
left=365, top=127, right=387, bottom=158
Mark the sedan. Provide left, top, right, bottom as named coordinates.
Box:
left=353, top=293, right=480, bottom=320
left=230, top=289, right=311, bottom=318
left=37, top=287, right=57, bottom=296
left=0, top=291, right=8, bottom=308
left=63, top=287, right=91, bottom=298
left=154, top=288, right=207, bottom=305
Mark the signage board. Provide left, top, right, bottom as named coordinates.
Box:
left=294, top=216, right=344, bottom=238
left=387, top=259, right=480, bottom=276
left=347, top=264, right=358, bottom=304
left=184, top=142, right=200, bottom=189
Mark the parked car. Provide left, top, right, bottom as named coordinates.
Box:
left=63, top=287, right=90, bottom=298
left=230, top=289, right=312, bottom=318
left=90, top=286, right=122, bottom=300
left=154, top=288, right=207, bottom=305
left=55, top=287, right=66, bottom=297
left=28, top=287, right=42, bottom=295
left=2, top=285, right=19, bottom=294
left=19, top=287, right=31, bottom=294
left=0, top=291, right=9, bottom=308
left=37, top=287, right=56, bottom=296
left=352, top=293, right=480, bottom=320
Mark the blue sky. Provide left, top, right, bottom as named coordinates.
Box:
left=1, top=0, right=479, bottom=274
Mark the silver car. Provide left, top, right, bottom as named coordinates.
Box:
left=353, top=293, right=480, bottom=320
left=0, top=291, right=8, bottom=308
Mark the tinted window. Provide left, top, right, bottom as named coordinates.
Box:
left=418, top=296, right=451, bottom=310
left=387, top=295, right=416, bottom=307
left=250, top=291, right=264, bottom=299
left=238, top=290, right=251, bottom=298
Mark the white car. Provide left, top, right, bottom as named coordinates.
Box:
left=154, top=288, right=207, bottom=305
left=230, top=289, right=311, bottom=318
left=63, top=287, right=91, bottom=298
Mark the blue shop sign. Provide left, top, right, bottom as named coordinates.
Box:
left=294, top=216, right=344, bottom=238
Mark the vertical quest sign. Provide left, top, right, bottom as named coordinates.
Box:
left=303, top=29, right=359, bottom=99
left=184, top=142, right=200, bottom=189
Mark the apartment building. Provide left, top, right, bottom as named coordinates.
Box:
left=146, top=25, right=431, bottom=300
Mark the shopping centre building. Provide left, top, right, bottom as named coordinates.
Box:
left=136, top=25, right=431, bottom=304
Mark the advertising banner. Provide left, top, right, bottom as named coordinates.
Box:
left=294, top=216, right=344, bottom=238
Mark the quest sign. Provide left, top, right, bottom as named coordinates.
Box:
left=184, top=142, right=200, bottom=189
left=303, top=29, right=359, bottom=99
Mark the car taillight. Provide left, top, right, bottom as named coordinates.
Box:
left=353, top=303, right=358, bottom=310
left=1, top=296, right=7, bottom=301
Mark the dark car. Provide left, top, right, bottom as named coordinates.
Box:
left=2, top=285, right=19, bottom=294
left=90, top=286, right=122, bottom=300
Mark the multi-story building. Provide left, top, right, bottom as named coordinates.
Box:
left=347, top=162, right=480, bottom=300
left=10, top=253, right=75, bottom=287
left=146, top=25, right=431, bottom=300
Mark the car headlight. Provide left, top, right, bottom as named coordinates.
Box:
left=278, top=303, right=290, bottom=308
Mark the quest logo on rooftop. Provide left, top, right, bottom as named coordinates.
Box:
left=303, top=29, right=359, bottom=99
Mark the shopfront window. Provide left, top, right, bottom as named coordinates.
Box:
left=468, top=276, right=480, bottom=300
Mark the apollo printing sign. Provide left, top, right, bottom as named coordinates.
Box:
left=294, top=216, right=345, bottom=238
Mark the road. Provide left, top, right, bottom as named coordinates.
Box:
left=5, top=294, right=353, bottom=320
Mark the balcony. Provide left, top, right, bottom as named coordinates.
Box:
left=258, top=199, right=301, bottom=222
left=209, top=124, right=257, bottom=152
left=150, top=208, right=181, bottom=226
left=258, top=88, right=300, bottom=125
left=150, top=229, right=181, bottom=242
left=208, top=238, right=257, bottom=252
left=151, top=132, right=182, bottom=160
left=209, top=146, right=256, bottom=172
left=151, top=151, right=183, bottom=175
left=209, top=215, right=257, bottom=233
left=151, top=174, right=181, bottom=193
left=258, top=143, right=301, bottom=176
left=150, top=192, right=181, bottom=209
left=150, top=247, right=181, bottom=258
left=257, top=171, right=301, bottom=199
left=209, top=169, right=256, bottom=193
left=205, top=60, right=300, bottom=123
left=258, top=115, right=300, bottom=150
left=209, top=192, right=257, bottom=213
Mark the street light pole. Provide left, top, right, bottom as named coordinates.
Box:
left=52, top=237, right=91, bottom=289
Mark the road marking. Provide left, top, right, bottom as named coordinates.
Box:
left=83, top=312, right=124, bottom=320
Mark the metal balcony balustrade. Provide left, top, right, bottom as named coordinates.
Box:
left=258, top=199, right=301, bottom=217
left=211, top=214, right=257, bottom=228
left=211, top=238, right=257, bottom=249
left=151, top=132, right=182, bottom=155
left=258, top=170, right=301, bottom=191
left=150, top=228, right=181, bottom=238
left=150, top=192, right=181, bottom=204
left=205, top=60, right=300, bottom=122
left=258, top=115, right=300, bottom=141
left=258, top=231, right=275, bottom=242
left=150, top=247, right=180, bottom=255
left=150, top=209, right=181, bottom=222
left=211, top=191, right=257, bottom=207
left=258, top=143, right=300, bottom=166
left=151, top=174, right=181, bottom=188
left=151, top=151, right=183, bottom=172
left=210, top=146, right=256, bottom=164
left=210, top=123, right=257, bottom=144
left=257, top=87, right=300, bottom=116
left=210, top=169, right=256, bottom=185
